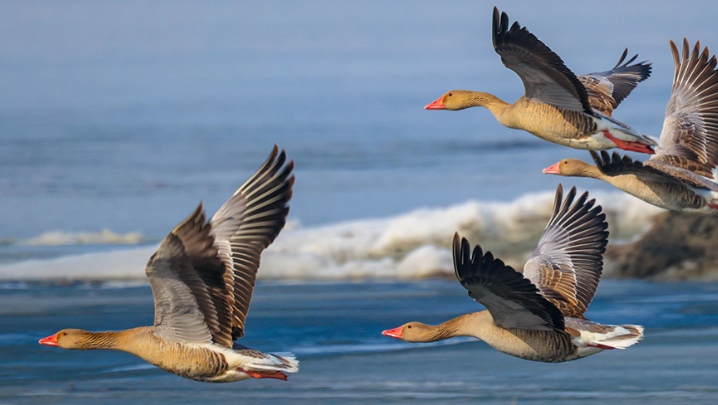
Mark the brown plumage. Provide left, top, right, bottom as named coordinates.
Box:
left=39, top=146, right=299, bottom=383
left=582, top=49, right=653, bottom=116
left=382, top=185, right=643, bottom=363
left=425, top=7, right=656, bottom=154
left=545, top=39, right=718, bottom=214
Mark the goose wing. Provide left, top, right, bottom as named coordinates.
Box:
left=453, top=233, right=564, bottom=331
left=591, top=150, right=687, bottom=185
left=579, top=49, right=652, bottom=116
left=492, top=7, right=593, bottom=115
left=145, top=204, right=222, bottom=345
left=146, top=146, right=294, bottom=347
left=646, top=39, right=718, bottom=181
left=210, top=146, right=294, bottom=341
left=523, top=185, right=608, bottom=319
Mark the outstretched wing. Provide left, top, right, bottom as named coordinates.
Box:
left=492, top=7, right=593, bottom=115
left=579, top=49, right=652, bottom=116
left=146, top=204, right=228, bottom=345
left=591, top=150, right=689, bottom=185
left=523, top=184, right=608, bottom=319
left=211, top=145, right=294, bottom=341
left=146, top=146, right=294, bottom=347
left=648, top=39, right=718, bottom=179
left=453, top=233, right=564, bottom=331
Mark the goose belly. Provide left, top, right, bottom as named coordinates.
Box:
left=506, top=105, right=603, bottom=150
left=597, top=175, right=706, bottom=212
left=152, top=347, right=230, bottom=382
left=480, top=327, right=578, bottom=363
left=128, top=339, right=231, bottom=382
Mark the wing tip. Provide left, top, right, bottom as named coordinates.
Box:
left=171, top=202, right=206, bottom=236
left=453, top=233, right=490, bottom=283
left=491, top=7, right=593, bottom=115
left=546, top=182, right=609, bottom=244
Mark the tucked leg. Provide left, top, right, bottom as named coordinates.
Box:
left=587, top=343, right=615, bottom=350
left=238, top=368, right=288, bottom=381
left=603, top=131, right=655, bottom=154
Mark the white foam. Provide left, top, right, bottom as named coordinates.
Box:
left=19, top=229, right=148, bottom=246
left=0, top=246, right=157, bottom=280
left=0, top=191, right=663, bottom=281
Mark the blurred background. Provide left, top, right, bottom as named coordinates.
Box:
left=2, top=1, right=718, bottom=404
left=2, top=0, right=717, bottom=241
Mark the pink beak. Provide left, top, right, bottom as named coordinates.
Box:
left=39, top=332, right=59, bottom=347
left=542, top=162, right=561, bottom=175
left=424, top=96, right=445, bottom=110
left=382, top=326, right=404, bottom=339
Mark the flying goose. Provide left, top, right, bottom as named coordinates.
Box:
left=39, top=146, right=298, bottom=382
left=383, top=185, right=643, bottom=362
left=544, top=39, right=718, bottom=213
left=425, top=7, right=656, bottom=154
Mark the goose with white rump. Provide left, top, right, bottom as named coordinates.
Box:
left=425, top=7, right=657, bottom=154
left=544, top=39, right=718, bottom=213
left=39, top=145, right=298, bottom=383
left=382, top=185, right=643, bottom=363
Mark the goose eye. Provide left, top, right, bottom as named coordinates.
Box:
left=448, top=93, right=453, bottom=97
left=407, top=325, right=412, bottom=329
left=62, top=332, right=67, bottom=336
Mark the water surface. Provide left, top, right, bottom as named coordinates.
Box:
left=2, top=280, right=718, bottom=404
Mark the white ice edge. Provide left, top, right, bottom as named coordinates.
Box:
left=0, top=191, right=662, bottom=281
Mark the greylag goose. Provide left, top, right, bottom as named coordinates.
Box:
left=39, top=146, right=298, bottom=383
left=382, top=185, right=643, bottom=363
left=425, top=7, right=656, bottom=154
left=544, top=39, right=718, bottom=213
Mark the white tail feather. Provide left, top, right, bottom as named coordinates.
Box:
left=594, top=114, right=659, bottom=146
left=599, top=325, right=644, bottom=349
left=246, top=352, right=299, bottom=373
left=573, top=324, right=644, bottom=353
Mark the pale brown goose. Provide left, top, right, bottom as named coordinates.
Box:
left=425, top=7, right=656, bottom=154
left=544, top=39, right=718, bottom=213
left=382, top=185, right=643, bottom=363
left=39, top=146, right=298, bottom=383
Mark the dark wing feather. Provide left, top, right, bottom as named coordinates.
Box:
left=492, top=7, right=593, bottom=115
left=145, top=146, right=294, bottom=348
left=591, top=150, right=678, bottom=182
left=523, top=184, right=608, bottom=319
left=650, top=39, right=718, bottom=178
left=210, top=145, right=294, bottom=341
left=146, top=204, right=229, bottom=345
left=593, top=149, right=712, bottom=189
left=579, top=49, right=652, bottom=116
left=453, top=233, right=564, bottom=331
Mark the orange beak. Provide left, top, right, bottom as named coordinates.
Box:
left=39, top=332, right=59, bottom=347
left=424, top=96, right=445, bottom=110
left=542, top=162, right=561, bottom=175
left=382, top=326, right=404, bottom=339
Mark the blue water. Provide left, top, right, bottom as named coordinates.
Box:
left=2, top=0, right=718, bottom=244
left=3, top=280, right=718, bottom=404
left=3, top=1, right=718, bottom=403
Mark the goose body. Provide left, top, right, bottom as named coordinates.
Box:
left=426, top=7, right=656, bottom=154
left=545, top=39, right=718, bottom=213
left=39, top=146, right=298, bottom=383
left=382, top=185, right=643, bottom=363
